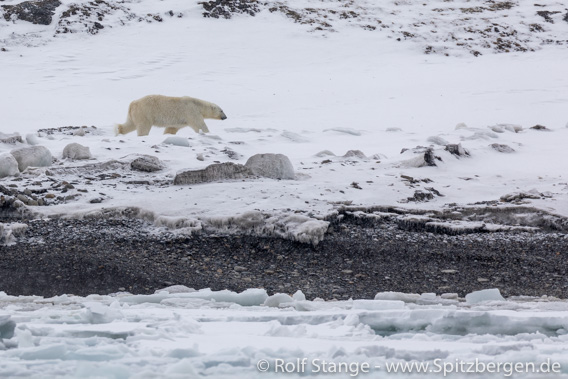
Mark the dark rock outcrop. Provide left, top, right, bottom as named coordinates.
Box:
left=2, top=0, right=61, bottom=25
left=174, top=162, right=253, bottom=185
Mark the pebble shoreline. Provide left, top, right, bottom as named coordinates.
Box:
left=1, top=217, right=567, bottom=299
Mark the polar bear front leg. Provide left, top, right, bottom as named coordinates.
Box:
left=190, top=118, right=209, bottom=133
left=164, top=127, right=179, bottom=135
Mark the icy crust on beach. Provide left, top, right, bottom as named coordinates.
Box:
left=1, top=288, right=568, bottom=378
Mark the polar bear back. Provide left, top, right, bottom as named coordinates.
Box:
left=129, top=95, right=213, bottom=127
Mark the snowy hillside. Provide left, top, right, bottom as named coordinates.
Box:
left=2, top=0, right=568, bottom=55
left=1, top=0, right=568, bottom=244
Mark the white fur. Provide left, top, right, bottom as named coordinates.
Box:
left=116, top=95, right=227, bottom=136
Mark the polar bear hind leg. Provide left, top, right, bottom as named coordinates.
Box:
left=136, top=122, right=153, bottom=136
left=164, top=127, right=179, bottom=135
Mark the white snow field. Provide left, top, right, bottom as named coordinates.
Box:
left=1, top=0, right=568, bottom=377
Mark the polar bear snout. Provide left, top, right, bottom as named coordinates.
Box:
left=220, top=111, right=227, bottom=120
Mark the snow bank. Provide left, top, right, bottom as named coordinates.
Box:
left=121, top=288, right=268, bottom=307
left=0, top=154, right=19, bottom=178
left=9, top=146, right=52, bottom=171
left=205, top=211, right=329, bottom=245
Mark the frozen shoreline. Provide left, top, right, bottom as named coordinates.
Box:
left=1, top=214, right=567, bottom=299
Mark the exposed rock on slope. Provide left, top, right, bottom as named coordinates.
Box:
left=1, top=0, right=61, bottom=25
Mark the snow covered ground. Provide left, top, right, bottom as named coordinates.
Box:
left=1, top=0, right=568, bottom=242
left=1, top=0, right=568, bottom=376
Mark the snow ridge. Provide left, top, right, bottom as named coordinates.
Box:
left=1, top=0, right=567, bottom=55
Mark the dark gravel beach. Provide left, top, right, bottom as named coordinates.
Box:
left=1, top=216, right=567, bottom=299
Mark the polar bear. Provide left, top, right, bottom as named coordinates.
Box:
left=115, top=95, right=227, bottom=136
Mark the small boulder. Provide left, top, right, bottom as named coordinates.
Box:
left=0, top=154, right=19, bottom=178
left=0, top=132, right=23, bottom=145
left=1, top=0, right=61, bottom=25
left=245, top=153, right=295, bottom=179
left=25, top=133, right=40, bottom=145
left=62, top=143, right=92, bottom=160
left=445, top=143, right=469, bottom=157
left=314, top=150, right=336, bottom=157
left=10, top=146, right=53, bottom=171
left=174, top=162, right=253, bottom=185
left=342, top=150, right=367, bottom=159
left=400, top=146, right=440, bottom=167
left=405, top=190, right=434, bottom=202
left=130, top=155, right=165, bottom=172
left=490, top=143, right=515, bottom=153
left=163, top=136, right=190, bottom=147
left=530, top=124, right=550, bottom=131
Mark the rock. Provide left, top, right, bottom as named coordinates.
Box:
left=221, top=147, right=242, bottom=160
left=405, top=190, right=434, bottom=202
left=10, top=146, right=53, bottom=171
left=0, top=154, right=19, bottom=178
left=244, top=153, right=295, bottom=180
left=174, top=162, right=253, bottom=185
left=0, top=132, right=23, bottom=145
left=1, top=0, right=61, bottom=25
left=201, top=0, right=261, bottom=19
left=25, top=133, right=40, bottom=145
left=16, top=194, right=31, bottom=205
left=73, top=127, right=86, bottom=136
left=500, top=190, right=542, bottom=203
left=530, top=124, right=550, bottom=131
left=163, top=136, right=190, bottom=147
left=130, top=155, right=165, bottom=172
left=445, top=143, right=469, bottom=157
left=315, top=150, right=336, bottom=157
left=489, top=124, right=522, bottom=133
left=62, top=143, right=92, bottom=160
left=490, top=143, right=515, bottom=153
left=342, top=150, right=367, bottom=159
left=400, top=146, right=440, bottom=167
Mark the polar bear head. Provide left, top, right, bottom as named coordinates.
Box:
left=210, top=104, right=227, bottom=120
left=199, top=101, right=227, bottom=121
